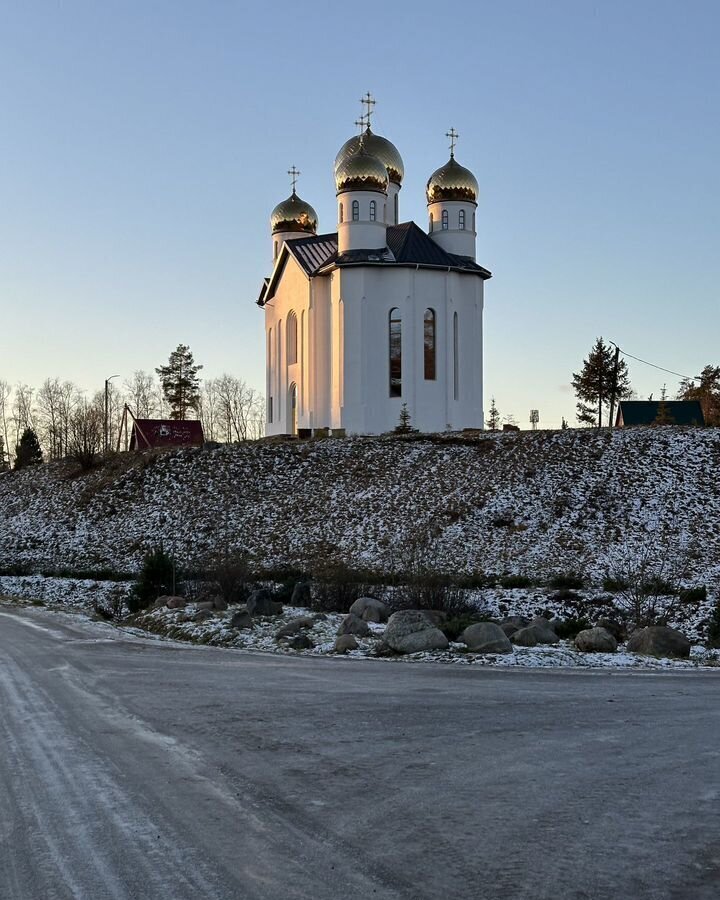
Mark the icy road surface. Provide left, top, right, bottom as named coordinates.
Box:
left=1, top=607, right=719, bottom=900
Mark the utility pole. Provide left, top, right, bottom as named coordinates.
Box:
left=104, top=375, right=120, bottom=453
left=608, top=343, right=621, bottom=429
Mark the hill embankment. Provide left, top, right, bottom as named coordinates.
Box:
left=1, top=428, right=718, bottom=587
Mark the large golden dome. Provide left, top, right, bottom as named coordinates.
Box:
left=426, top=156, right=479, bottom=204
left=270, top=191, right=318, bottom=235
left=335, top=128, right=404, bottom=186
left=335, top=143, right=389, bottom=194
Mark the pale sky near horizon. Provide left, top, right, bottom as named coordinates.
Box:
left=1, top=0, right=718, bottom=428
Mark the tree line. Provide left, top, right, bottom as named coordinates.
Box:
left=0, top=344, right=264, bottom=470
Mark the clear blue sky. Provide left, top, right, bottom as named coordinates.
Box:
left=1, top=0, right=718, bottom=428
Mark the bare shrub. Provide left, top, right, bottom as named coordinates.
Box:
left=208, top=550, right=251, bottom=605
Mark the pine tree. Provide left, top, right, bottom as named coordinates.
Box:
left=487, top=397, right=501, bottom=431
left=653, top=384, right=674, bottom=426
left=561, top=417, right=569, bottom=430
left=572, top=337, right=631, bottom=427
left=677, top=364, right=720, bottom=426
left=14, top=427, right=43, bottom=470
left=395, top=403, right=413, bottom=433
left=155, top=344, right=203, bottom=420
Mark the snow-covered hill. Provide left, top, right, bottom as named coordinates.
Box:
left=1, top=428, right=719, bottom=589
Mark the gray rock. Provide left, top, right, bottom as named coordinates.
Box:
left=334, top=634, right=358, bottom=654
left=193, top=609, right=215, bottom=623
left=156, top=595, right=186, bottom=610
left=195, top=600, right=215, bottom=611
left=530, top=615, right=556, bottom=632
left=229, top=608, right=253, bottom=630
left=596, top=617, right=626, bottom=642
left=501, top=622, right=520, bottom=638
left=349, top=596, right=389, bottom=623
left=512, top=623, right=560, bottom=647
left=627, top=626, right=691, bottom=659
left=276, top=616, right=315, bottom=640
left=574, top=627, right=618, bottom=653
left=501, top=615, right=529, bottom=628
left=246, top=589, right=283, bottom=617
left=460, top=622, right=513, bottom=654
left=384, top=610, right=449, bottom=654
left=337, top=613, right=370, bottom=637
left=421, top=609, right=448, bottom=626
left=290, top=581, right=311, bottom=607
left=287, top=633, right=313, bottom=650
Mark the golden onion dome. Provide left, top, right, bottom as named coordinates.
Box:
left=270, top=191, right=318, bottom=235
left=335, top=128, right=403, bottom=186
left=426, top=155, right=479, bottom=204
left=335, top=142, right=389, bottom=194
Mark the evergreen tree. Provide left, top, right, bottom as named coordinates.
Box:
left=653, top=385, right=675, bottom=426
left=128, top=547, right=177, bottom=613
left=572, top=337, right=631, bottom=427
left=561, top=417, right=569, bottom=430
left=155, top=344, right=203, bottom=420
left=487, top=397, right=501, bottom=431
left=395, top=403, right=414, bottom=433
left=14, top=427, right=43, bottom=470
left=677, top=364, right=720, bottom=426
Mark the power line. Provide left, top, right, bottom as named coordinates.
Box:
left=608, top=342, right=699, bottom=383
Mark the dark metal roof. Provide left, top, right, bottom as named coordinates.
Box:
left=257, top=223, right=491, bottom=306
left=616, top=400, right=705, bottom=427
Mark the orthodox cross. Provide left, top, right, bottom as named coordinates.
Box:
left=360, top=91, right=376, bottom=128
left=288, top=165, right=300, bottom=193
left=446, top=127, right=459, bottom=157
left=355, top=115, right=367, bottom=134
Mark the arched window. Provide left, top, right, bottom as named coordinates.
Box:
left=389, top=308, right=402, bottom=397
left=424, top=309, right=436, bottom=380
left=459, top=209, right=465, bottom=230
left=352, top=200, right=359, bottom=221
left=394, top=193, right=399, bottom=223
left=287, top=311, right=298, bottom=365
left=339, top=202, right=344, bottom=223
left=273, top=240, right=278, bottom=260
left=267, top=328, right=273, bottom=423
left=370, top=200, right=376, bottom=221
left=453, top=312, right=459, bottom=400
left=472, top=212, right=476, bottom=231
left=442, top=209, right=449, bottom=230
left=429, top=213, right=434, bottom=233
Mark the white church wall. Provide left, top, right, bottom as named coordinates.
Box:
left=428, top=200, right=478, bottom=259
left=337, top=190, right=388, bottom=252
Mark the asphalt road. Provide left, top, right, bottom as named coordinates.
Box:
left=1, top=606, right=719, bottom=900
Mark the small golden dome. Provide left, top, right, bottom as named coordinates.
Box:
left=335, top=128, right=404, bottom=185
left=270, top=191, right=318, bottom=235
left=335, top=142, right=389, bottom=194
left=426, top=156, right=479, bottom=204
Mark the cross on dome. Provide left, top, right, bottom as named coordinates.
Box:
left=287, top=165, right=301, bottom=193
left=446, top=127, right=459, bottom=158
left=360, top=91, right=376, bottom=128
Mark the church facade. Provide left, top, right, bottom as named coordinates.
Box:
left=257, top=102, right=491, bottom=436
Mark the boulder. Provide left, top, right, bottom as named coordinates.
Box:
left=246, top=589, right=283, bottom=617
left=334, top=634, right=358, bottom=654
left=337, top=613, right=370, bottom=637
left=501, top=615, right=530, bottom=629
left=383, top=610, right=449, bottom=654
left=290, top=581, right=311, bottom=607
left=195, top=600, right=215, bottom=611
left=276, top=616, right=315, bottom=640
left=627, top=626, right=691, bottom=659
left=512, top=623, right=560, bottom=647
left=349, top=596, right=389, bottom=623
left=194, top=608, right=215, bottom=624
left=460, top=622, right=513, bottom=654
left=287, top=633, right=313, bottom=650
left=530, top=615, right=556, bottom=632
left=157, top=595, right=186, bottom=610
left=229, top=608, right=253, bottom=630
left=574, top=627, right=618, bottom=653
left=596, top=617, right=626, bottom=642
left=421, top=610, right=448, bottom=626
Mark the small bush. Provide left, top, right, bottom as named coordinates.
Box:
left=548, top=574, right=584, bottom=590
left=128, top=547, right=177, bottom=613
left=441, top=613, right=492, bottom=641
left=208, top=550, right=251, bottom=606
left=309, top=561, right=366, bottom=613
left=553, top=617, right=591, bottom=639
left=603, top=577, right=629, bottom=593
left=548, top=588, right=583, bottom=603
left=679, top=585, right=707, bottom=604
left=499, top=575, right=533, bottom=589
left=706, top=601, right=720, bottom=648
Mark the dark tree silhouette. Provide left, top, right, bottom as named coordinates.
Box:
left=14, top=427, right=43, bottom=470
left=678, top=364, right=720, bottom=426
left=572, top=337, right=631, bottom=427
left=156, top=344, right=203, bottom=420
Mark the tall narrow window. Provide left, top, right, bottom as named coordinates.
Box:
left=423, top=309, right=436, bottom=380
left=339, top=202, right=344, bottom=223
left=274, top=240, right=278, bottom=259
left=389, top=308, right=402, bottom=397
left=442, top=210, right=449, bottom=230
left=429, top=213, right=434, bottom=233
left=369, top=200, right=376, bottom=221
left=472, top=212, right=476, bottom=231
left=287, top=311, right=298, bottom=365
left=267, top=328, right=273, bottom=422
left=352, top=200, right=359, bottom=221
left=459, top=209, right=465, bottom=230
left=453, top=312, right=459, bottom=400
left=394, top=193, right=398, bottom=223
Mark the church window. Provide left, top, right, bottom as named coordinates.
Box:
left=268, top=396, right=273, bottom=423
left=389, top=308, right=402, bottom=397
left=274, top=240, right=278, bottom=260
left=352, top=200, right=359, bottom=221
left=453, top=313, right=459, bottom=400
left=339, top=202, right=344, bottom=223
left=472, top=211, right=476, bottom=231
left=287, top=311, right=298, bottom=365
left=394, top=192, right=398, bottom=223
left=442, top=210, right=449, bottom=230
left=429, top=213, right=434, bottom=233
left=424, top=309, right=436, bottom=380
left=459, top=210, right=465, bottom=230
left=370, top=200, right=376, bottom=221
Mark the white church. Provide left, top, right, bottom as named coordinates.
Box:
left=257, top=96, right=491, bottom=436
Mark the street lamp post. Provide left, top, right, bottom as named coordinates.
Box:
left=104, top=375, right=120, bottom=454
